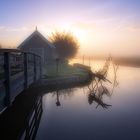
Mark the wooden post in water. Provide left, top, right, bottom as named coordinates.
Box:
left=83, top=55, right=85, bottom=65
left=89, top=56, right=90, bottom=67
left=4, top=52, right=11, bottom=106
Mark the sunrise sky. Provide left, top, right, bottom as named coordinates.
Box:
left=0, top=0, right=140, bottom=57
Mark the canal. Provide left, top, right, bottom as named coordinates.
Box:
left=35, top=60, right=140, bottom=140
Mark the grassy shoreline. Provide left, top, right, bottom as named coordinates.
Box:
left=43, top=62, right=90, bottom=79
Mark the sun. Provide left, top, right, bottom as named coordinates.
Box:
left=71, top=28, right=87, bottom=43
left=53, top=22, right=88, bottom=45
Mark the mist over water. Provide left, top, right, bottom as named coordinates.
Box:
left=36, top=60, right=140, bottom=140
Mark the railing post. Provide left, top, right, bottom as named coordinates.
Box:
left=34, top=54, right=37, bottom=81
left=4, top=52, right=11, bottom=106
left=24, top=53, right=28, bottom=89
left=39, top=57, right=42, bottom=78
left=25, top=122, right=30, bottom=140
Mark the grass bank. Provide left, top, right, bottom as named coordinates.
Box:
left=43, top=62, right=90, bottom=79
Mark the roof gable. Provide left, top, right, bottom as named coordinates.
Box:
left=18, top=30, right=55, bottom=49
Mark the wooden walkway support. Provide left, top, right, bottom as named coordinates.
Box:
left=0, top=49, right=41, bottom=112
left=19, top=96, right=43, bottom=140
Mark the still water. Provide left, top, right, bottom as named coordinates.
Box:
left=36, top=60, right=140, bottom=140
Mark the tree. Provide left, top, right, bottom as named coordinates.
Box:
left=50, top=31, right=79, bottom=60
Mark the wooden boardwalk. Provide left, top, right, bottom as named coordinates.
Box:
left=0, top=87, right=43, bottom=140
left=0, top=49, right=41, bottom=112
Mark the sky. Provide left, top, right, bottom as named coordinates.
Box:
left=0, top=0, right=140, bottom=57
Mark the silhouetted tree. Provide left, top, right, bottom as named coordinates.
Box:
left=50, top=31, right=79, bottom=60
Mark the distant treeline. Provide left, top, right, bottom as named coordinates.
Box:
left=114, top=57, right=140, bottom=67
left=0, top=44, right=16, bottom=49
left=76, top=55, right=140, bottom=67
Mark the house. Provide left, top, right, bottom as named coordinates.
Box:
left=17, top=28, right=56, bottom=65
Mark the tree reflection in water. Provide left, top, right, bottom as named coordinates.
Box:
left=87, top=62, right=118, bottom=109
left=52, top=88, right=74, bottom=107
left=56, top=90, right=61, bottom=106
left=88, top=84, right=112, bottom=109
left=51, top=61, right=118, bottom=109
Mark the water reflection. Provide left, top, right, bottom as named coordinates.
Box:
left=0, top=95, right=43, bottom=140
left=36, top=62, right=140, bottom=140
left=51, top=88, right=74, bottom=107
left=20, top=96, right=43, bottom=140
left=56, top=90, right=61, bottom=106
left=111, top=63, right=119, bottom=94
left=88, top=84, right=112, bottom=109
left=87, top=62, right=118, bottom=109
left=49, top=62, right=118, bottom=110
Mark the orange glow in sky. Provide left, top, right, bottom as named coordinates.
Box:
left=0, top=0, right=140, bottom=57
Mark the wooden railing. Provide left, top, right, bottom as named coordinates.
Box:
left=0, top=49, right=41, bottom=112
left=19, top=96, right=43, bottom=140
